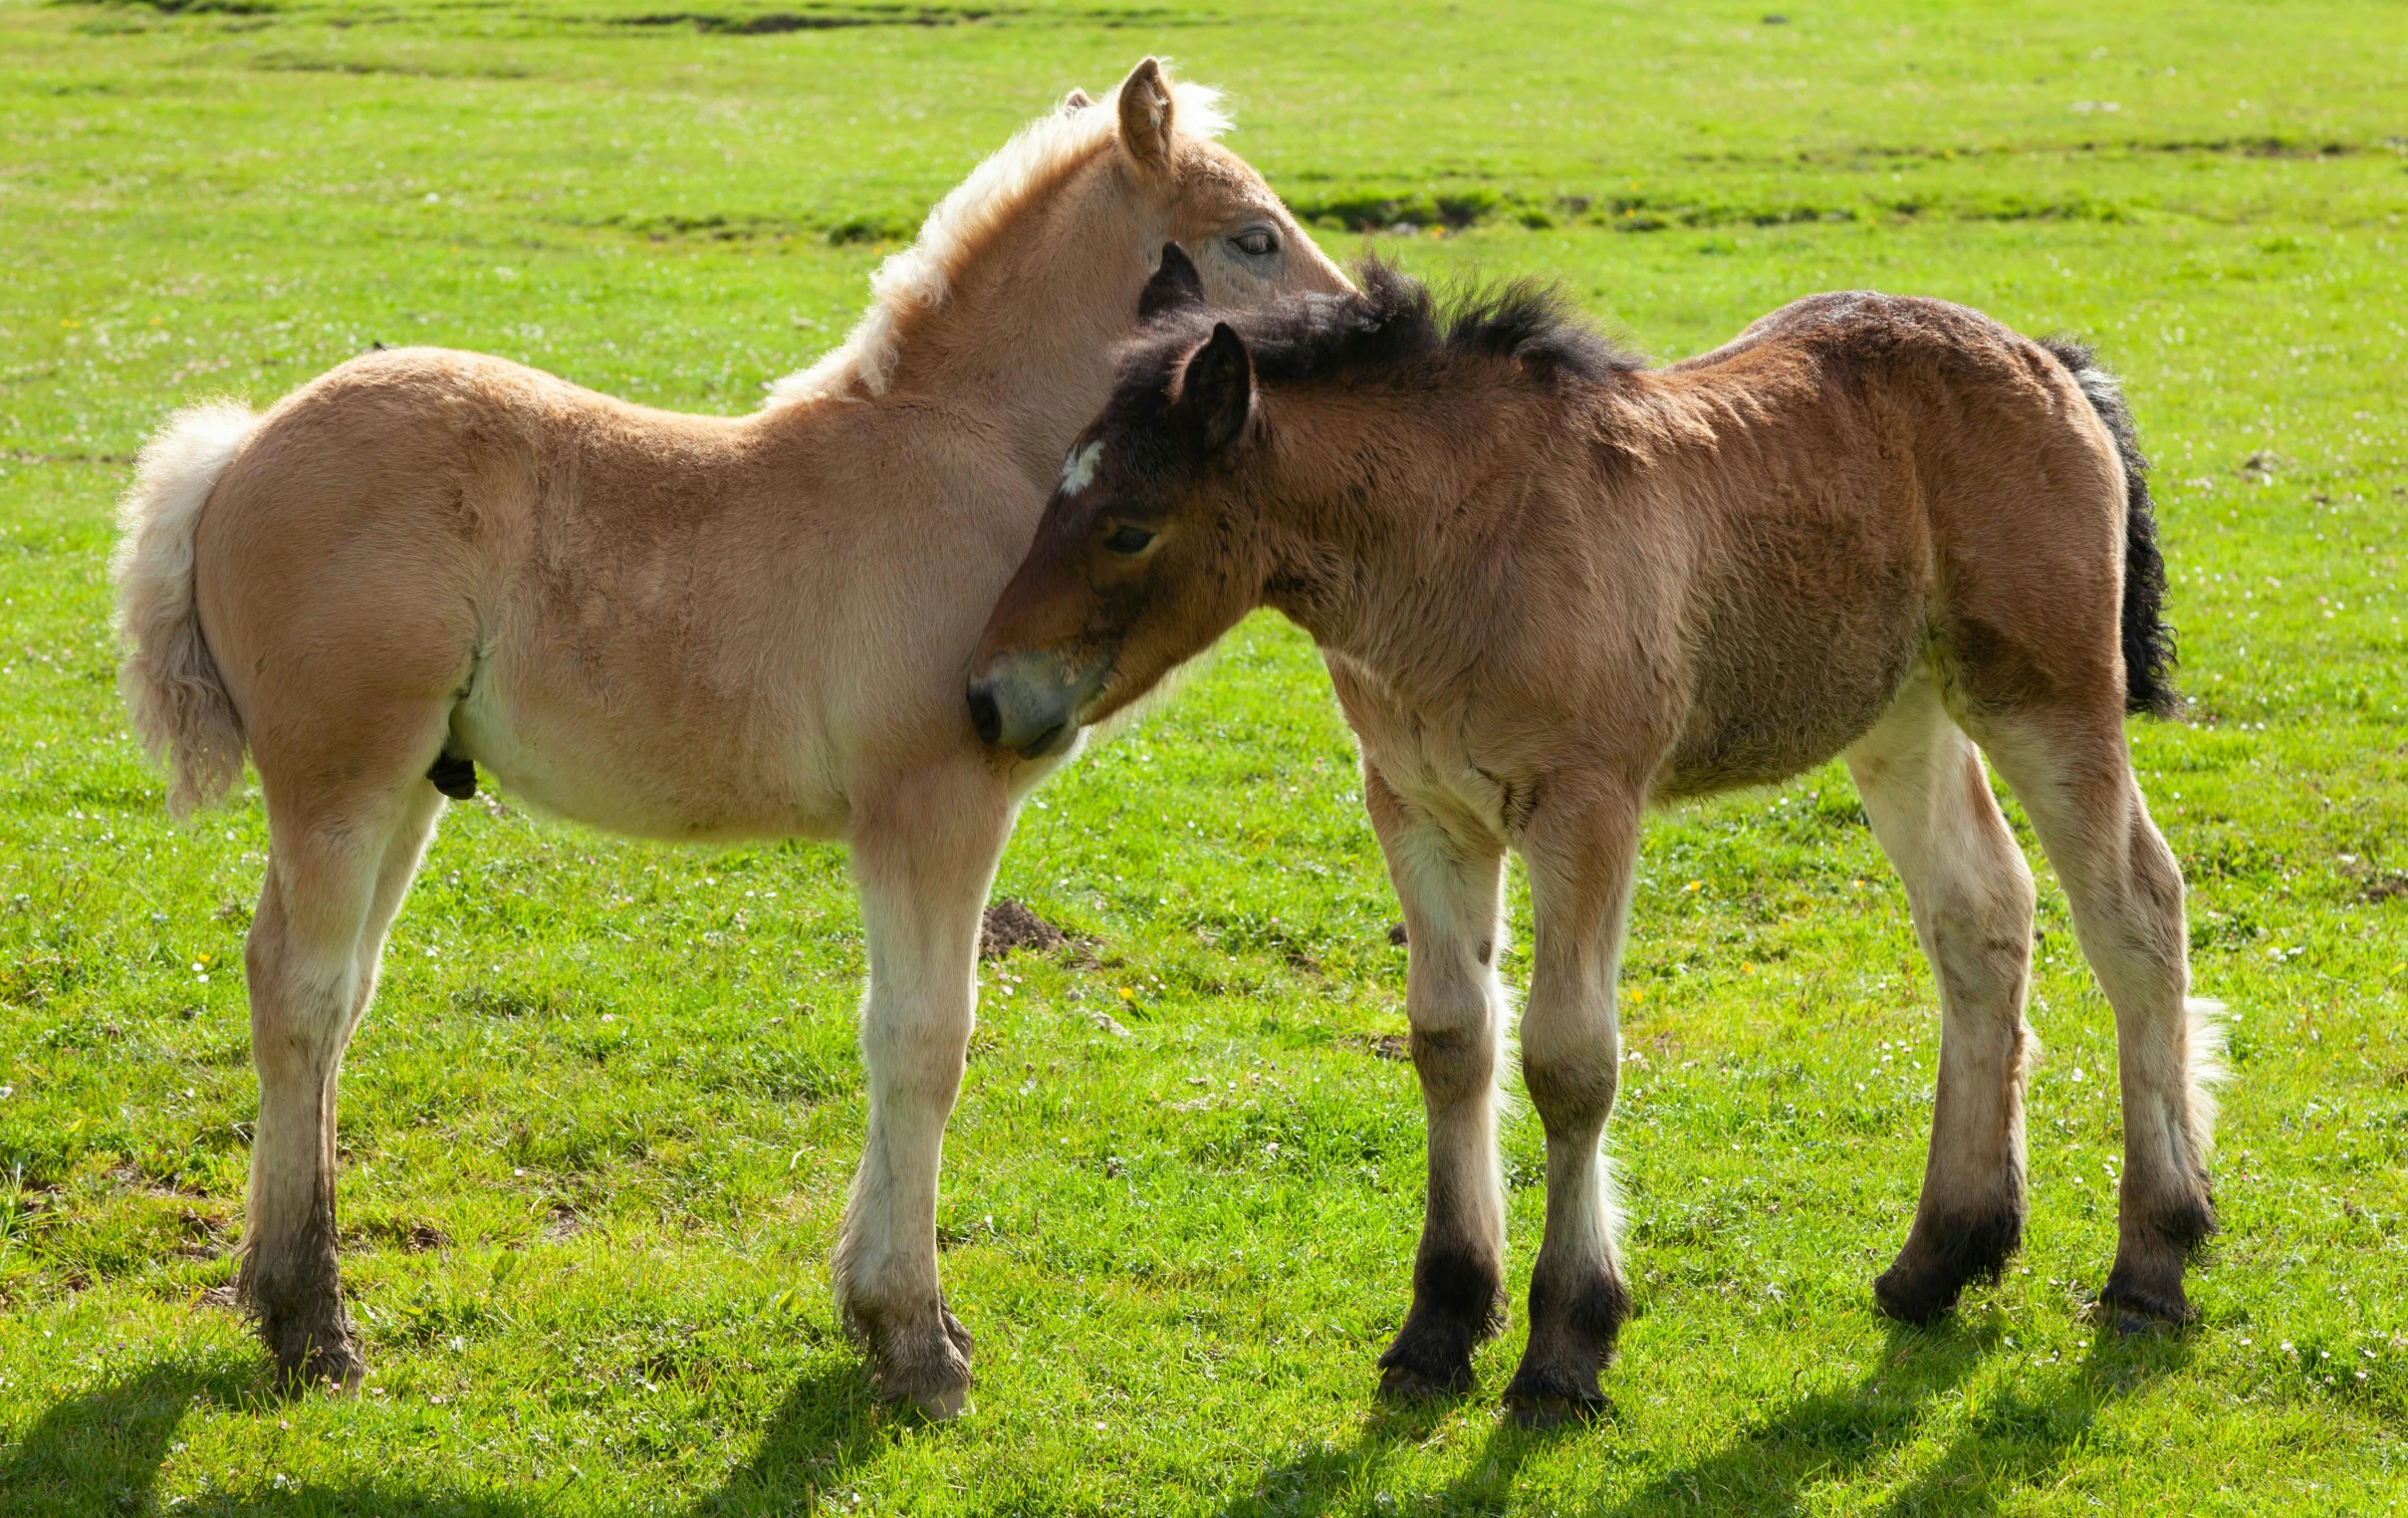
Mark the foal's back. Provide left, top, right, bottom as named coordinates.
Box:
left=1612, top=293, right=2125, bottom=798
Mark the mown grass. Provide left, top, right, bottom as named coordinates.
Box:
left=1, top=1, right=2404, bottom=1512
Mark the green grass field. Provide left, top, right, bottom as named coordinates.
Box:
left=3, top=1, right=2405, bottom=1511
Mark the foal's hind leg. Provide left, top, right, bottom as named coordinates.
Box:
left=1974, top=708, right=2217, bottom=1327
left=1846, top=674, right=2038, bottom=1323
left=835, top=758, right=1011, bottom=1418
left=1363, top=767, right=1510, bottom=1400
left=239, top=772, right=444, bottom=1388
left=1503, top=788, right=1642, bottom=1425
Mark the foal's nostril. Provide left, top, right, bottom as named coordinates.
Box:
left=967, top=683, right=1003, bottom=747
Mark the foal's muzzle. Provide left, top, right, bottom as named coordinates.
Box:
left=967, top=649, right=1100, bottom=761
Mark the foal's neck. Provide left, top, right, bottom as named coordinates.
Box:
left=1259, top=384, right=1549, bottom=662
left=877, top=156, right=1165, bottom=499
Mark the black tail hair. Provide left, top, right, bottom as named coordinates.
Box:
left=2041, top=338, right=2179, bottom=718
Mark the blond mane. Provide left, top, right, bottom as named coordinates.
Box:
left=766, top=75, right=1230, bottom=407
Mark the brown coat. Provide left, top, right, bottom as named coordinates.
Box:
left=973, top=264, right=2216, bottom=1417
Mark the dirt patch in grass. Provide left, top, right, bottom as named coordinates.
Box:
left=404, top=1223, right=452, bottom=1253
left=980, top=899, right=1069, bottom=959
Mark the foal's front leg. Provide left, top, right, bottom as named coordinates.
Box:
left=835, top=761, right=1011, bottom=1417
left=1363, top=768, right=1511, bottom=1399
left=1503, top=791, right=1642, bottom=1425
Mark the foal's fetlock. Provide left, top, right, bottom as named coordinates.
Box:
left=1377, top=1252, right=1505, bottom=1401
left=854, top=1300, right=976, bottom=1419
left=1375, top=1307, right=1495, bottom=1401
left=1873, top=1203, right=2024, bottom=1325
left=252, top=1299, right=364, bottom=1393
left=1501, top=1270, right=1627, bottom=1429
left=241, top=1255, right=363, bottom=1392
left=2099, top=1197, right=2215, bottom=1332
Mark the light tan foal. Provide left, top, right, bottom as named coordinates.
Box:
left=115, top=62, right=1349, bottom=1415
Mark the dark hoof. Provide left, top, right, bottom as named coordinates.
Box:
left=1504, top=1390, right=1612, bottom=1429
left=2092, top=1195, right=2214, bottom=1335
left=1872, top=1208, right=2022, bottom=1325
left=892, top=1381, right=970, bottom=1420
left=270, top=1332, right=364, bottom=1394
left=253, top=1297, right=364, bottom=1395
left=1374, top=1313, right=1489, bottom=1405
left=1375, top=1249, right=1505, bottom=1405
left=1872, top=1263, right=1954, bottom=1326
left=2099, top=1214, right=2207, bottom=1331
left=1501, top=1268, right=1627, bottom=1429
left=2097, top=1269, right=2197, bottom=1330
left=1501, top=1357, right=1607, bottom=1418
left=1872, top=1258, right=1970, bottom=1326
left=1378, top=1360, right=1473, bottom=1403
left=862, top=1302, right=976, bottom=1419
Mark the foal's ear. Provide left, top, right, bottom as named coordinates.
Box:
left=1181, top=322, right=1254, bottom=453
left=1139, top=243, right=1207, bottom=324
left=1115, top=58, right=1175, bottom=177
left=1061, top=87, right=1095, bottom=112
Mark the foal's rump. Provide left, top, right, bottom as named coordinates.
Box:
left=1651, top=293, right=2139, bottom=797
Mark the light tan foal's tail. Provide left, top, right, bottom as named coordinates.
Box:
left=112, top=400, right=261, bottom=819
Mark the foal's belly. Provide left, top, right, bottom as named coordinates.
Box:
left=1655, top=515, right=1928, bottom=799
left=452, top=660, right=850, bottom=844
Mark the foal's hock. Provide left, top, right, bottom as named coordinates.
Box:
left=973, top=260, right=2218, bottom=1422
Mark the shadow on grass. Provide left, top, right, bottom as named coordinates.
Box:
left=1225, top=1391, right=1457, bottom=1515
left=2, top=1316, right=2194, bottom=1514
left=1216, top=1316, right=2193, bottom=1516
left=0, top=1355, right=255, bottom=1518
left=0, top=1352, right=895, bottom=1517
left=1598, top=1317, right=2191, bottom=1517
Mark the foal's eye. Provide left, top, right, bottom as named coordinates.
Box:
left=1231, top=228, right=1278, bottom=257
left=1101, top=524, right=1156, bottom=555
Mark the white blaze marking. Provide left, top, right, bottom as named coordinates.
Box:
left=1059, top=440, right=1103, bottom=495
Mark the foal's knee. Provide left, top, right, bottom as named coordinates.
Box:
left=1522, top=1038, right=1618, bottom=1136
left=1409, top=1015, right=1498, bottom=1106
left=1920, top=848, right=2035, bottom=982
left=858, top=994, right=974, bottom=1091
left=1406, top=954, right=1500, bottom=1101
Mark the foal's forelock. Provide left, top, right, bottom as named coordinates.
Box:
left=765, top=77, right=1232, bottom=407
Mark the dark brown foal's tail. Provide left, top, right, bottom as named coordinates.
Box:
left=2041, top=338, right=2179, bottom=718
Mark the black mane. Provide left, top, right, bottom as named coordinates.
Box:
left=1129, top=256, right=1642, bottom=401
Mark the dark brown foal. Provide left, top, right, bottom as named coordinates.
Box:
left=970, top=260, right=2217, bottom=1420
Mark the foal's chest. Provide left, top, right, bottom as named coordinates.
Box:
left=1327, top=655, right=1527, bottom=845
